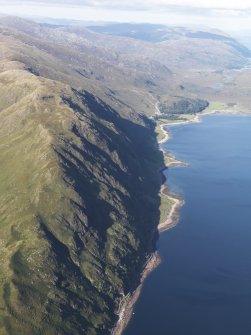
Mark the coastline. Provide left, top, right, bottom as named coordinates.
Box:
left=158, top=114, right=201, bottom=144
left=111, top=252, right=161, bottom=335
left=158, top=184, right=183, bottom=233
left=111, top=107, right=250, bottom=335
left=112, top=115, right=188, bottom=335
left=157, top=107, right=249, bottom=145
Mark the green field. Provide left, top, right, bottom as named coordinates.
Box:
left=204, top=101, right=229, bottom=112
left=159, top=193, right=175, bottom=225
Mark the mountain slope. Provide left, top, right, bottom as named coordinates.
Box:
left=0, top=60, right=163, bottom=335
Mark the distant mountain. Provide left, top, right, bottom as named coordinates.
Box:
left=1, top=17, right=250, bottom=75
left=87, top=23, right=229, bottom=43
left=87, top=23, right=173, bottom=42
left=85, top=23, right=251, bottom=70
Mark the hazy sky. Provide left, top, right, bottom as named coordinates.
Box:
left=1, top=0, right=251, bottom=32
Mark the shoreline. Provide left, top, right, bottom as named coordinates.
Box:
left=111, top=252, right=161, bottom=335
left=111, top=107, right=246, bottom=335
left=158, top=184, right=184, bottom=233
left=158, top=107, right=250, bottom=145
left=111, top=114, right=188, bottom=335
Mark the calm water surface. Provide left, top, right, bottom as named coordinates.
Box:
left=125, top=115, right=251, bottom=335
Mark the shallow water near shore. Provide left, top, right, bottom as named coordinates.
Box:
left=124, top=114, right=251, bottom=335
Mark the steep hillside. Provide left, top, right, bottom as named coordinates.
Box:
left=0, top=62, right=163, bottom=334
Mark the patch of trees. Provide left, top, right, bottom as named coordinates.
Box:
left=159, top=97, right=209, bottom=115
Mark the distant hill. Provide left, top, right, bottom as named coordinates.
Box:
left=88, top=23, right=173, bottom=42
left=1, top=17, right=250, bottom=74
left=86, top=22, right=251, bottom=68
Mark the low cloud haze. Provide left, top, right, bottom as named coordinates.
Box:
left=2, top=0, right=251, bottom=9
left=0, top=0, right=251, bottom=32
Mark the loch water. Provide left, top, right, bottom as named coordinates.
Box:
left=124, top=115, right=251, bottom=335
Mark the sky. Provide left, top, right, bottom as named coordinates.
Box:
left=1, top=0, right=251, bottom=32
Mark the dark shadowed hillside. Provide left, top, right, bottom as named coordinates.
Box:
left=0, top=60, right=163, bottom=334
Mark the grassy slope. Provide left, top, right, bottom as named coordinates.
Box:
left=0, top=63, right=163, bottom=335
